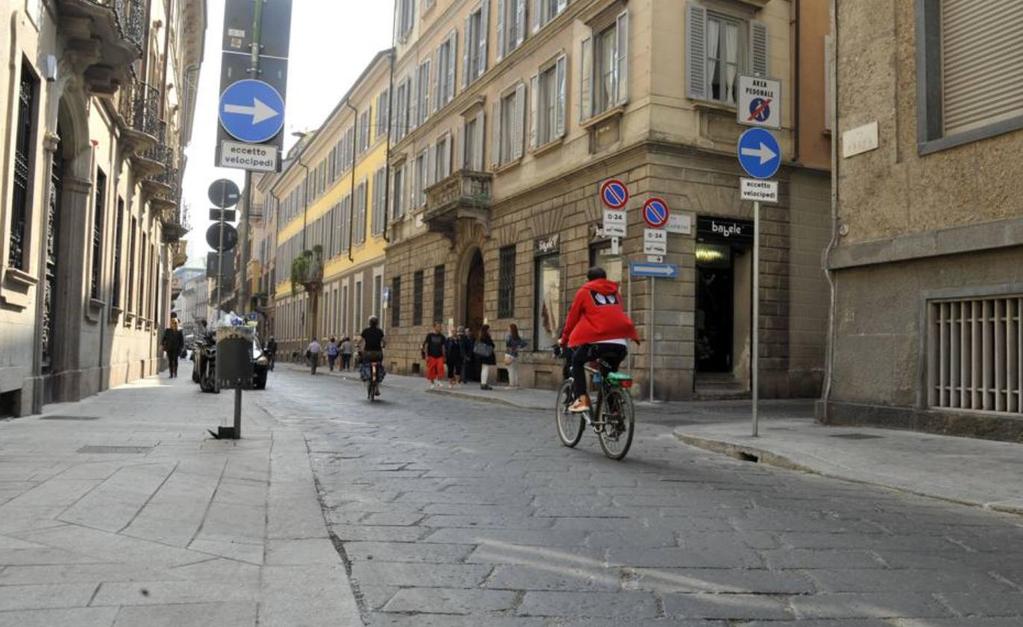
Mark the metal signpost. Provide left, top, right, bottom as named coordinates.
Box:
left=737, top=90, right=783, bottom=437
left=630, top=261, right=679, bottom=403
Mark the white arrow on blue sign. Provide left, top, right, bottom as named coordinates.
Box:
left=737, top=127, right=781, bottom=180
left=630, top=262, right=678, bottom=279
left=219, top=79, right=286, bottom=144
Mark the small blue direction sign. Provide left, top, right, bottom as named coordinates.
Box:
left=643, top=197, right=670, bottom=229
left=737, top=128, right=781, bottom=180
left=630, top=262, right=678, bottom=279
left=219, top=79, right=285, bottom=144
left=600, top=179, right=630, bottom=210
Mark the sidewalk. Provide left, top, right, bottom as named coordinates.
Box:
left=0, top=368, right=360, bottom=626
left=674, top=415, right=1023, bottom=516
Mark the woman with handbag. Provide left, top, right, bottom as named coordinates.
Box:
left=504, top=323, right=527, bottom=388
left=474, top=324, right=496, bottom=390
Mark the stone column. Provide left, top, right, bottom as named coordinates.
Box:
left=51, top=175, right=93, bottom=403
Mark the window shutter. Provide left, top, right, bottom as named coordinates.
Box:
left=422, top=61, right=431, bottom=122
left=515, top=0, right=526, bottom=46
left=474, top=109, right=486, bottom=171
left=531, top=0, right=541, bottom=33
left=555, top=54, right=567, bottom=137
left=615, top=11, right=629, bottom=106
left=529, top=73, right=539, bottom=148
left=433, top=48, right=443, bottom=113
left=496, top=0, right=505, bottom=60
left=557, top=0, right=566, bottom=13
left=427, top=146, right=436, bottom=189
left=451, top=128, right=459, bottom=174
left=686, top=3, right=707, bottom=100
left=514, top=82, right=526, bottom=160
left=491, top=101, right=500, bottom=166
left=447, top=31, right=457, bottom=103
left=410, top=72, right=419, bottom=130
left=580, top=36, right=592, bottom=121
left=479, top=0, right=489, bottom=76
left=463, top=15, right=472, bottom=88
left=751, top=20, right=768, bottom=77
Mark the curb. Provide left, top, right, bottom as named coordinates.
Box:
left=425, top=387, right=548, bottom=411
left=673, top=429, right=1023, bottom=517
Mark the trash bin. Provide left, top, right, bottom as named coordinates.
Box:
left=216, top=325, right=254, bottom=390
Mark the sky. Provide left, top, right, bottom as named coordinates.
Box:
left=181, top=1, right=394, bottom=266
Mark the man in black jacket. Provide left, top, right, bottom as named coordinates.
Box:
left=161, top=319, right=185, bottom=378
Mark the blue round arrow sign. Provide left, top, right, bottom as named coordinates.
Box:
left=737, top=128, right=781, bottom=179
left=219, top=79, right=285, bottom=144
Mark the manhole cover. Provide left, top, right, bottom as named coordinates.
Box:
left=76, top=446, right=152, bottom=454
left=41, top=415, right=100, bottom=421
left=829, top=433, right=883, bottom=440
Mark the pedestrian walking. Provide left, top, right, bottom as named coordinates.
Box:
left=460, top=327, right=475, bottom=383
left=475, top=324, right=496, bottom=390
left=266, top=336, right=278, bottom=371
left=422, top=322, right=447, bottom=388
left=445, top=327, right=465, bottom=387
left=340, top=336, right=354, bottom=370
left=504, top=323, right=528, bottom=388
left=326, top=336, right=339, bottom=372
left=161, top=319, right=185, bottom=379
left=306, top=337, right=321, bottom=375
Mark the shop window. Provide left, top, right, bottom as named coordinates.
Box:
left=534, top=254, right=561, bottom=351
left=498, top=245, right=516, bottom=319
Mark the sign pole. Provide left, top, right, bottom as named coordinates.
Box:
left=215, top=187, right=226, bottom=319
left=649, top=276, right=656, bottom=403
left=752, top=200, right=760, bottom=437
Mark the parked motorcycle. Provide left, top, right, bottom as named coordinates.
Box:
left=192, top=336, right=219, bottom=394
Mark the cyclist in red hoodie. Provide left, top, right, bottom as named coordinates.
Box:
left=560, top=267, right=639, bottom=413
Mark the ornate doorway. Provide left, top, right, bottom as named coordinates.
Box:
left=464, top=249, right=484, bottom=336
left=41, top=130, right=64, bottom=375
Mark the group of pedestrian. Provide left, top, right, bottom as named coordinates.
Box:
left=420, top=323, right=527, bottom=391
left=305, top=335, right=357, bottom=374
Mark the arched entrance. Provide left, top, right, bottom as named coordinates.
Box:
left=464, top=249, right=484, bottom=336
left=40, top=128, right=65, bottom=376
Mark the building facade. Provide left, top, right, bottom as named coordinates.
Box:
left=381, top=0, right=831, bottom=399
left=822, top=1, right=1023, bottom=439
left=0, top=0, right=205, bottom=416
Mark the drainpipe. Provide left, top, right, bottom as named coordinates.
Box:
left=382, top=50, right=394, bottom=243
left=821, top=0, right=839, bottom=421
left=791, top=0, right=800, bottom=164
left=297, top=160, right=310, bottom=249
left=344, top=101, right=358, bottom=262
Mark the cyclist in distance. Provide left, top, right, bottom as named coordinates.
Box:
left=359, top=315, right=386, bottom=394
left=559, top=267, right=639, bottom=413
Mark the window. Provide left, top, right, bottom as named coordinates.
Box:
left=497, top=0, right=527, bottom=60
left=392, top=163, right=406, bottom=219
left=916, top=1, right=1023, bottom=152
left=532, top=0, right=568, bottom=32
left=462, top=110, right=486, bottom=171
left=494, top=83, right=526, bottom=166
left=372, top=167, right=387, bottom=236
left=391, top=276, right=401, bottom=327
left=580, top=11, right=628, bottom=120
left=498, top=245, right=516, bottom=318
left=393, top=78, right=411, bottom=140
left=376, top=89, right=390, bottom=140
left=530, top=55, right=567, bottom=148
left=354, top=279, right=363, bottom=331
left=128, top=218, right=137, bottom=312
left=339, top=195, right=352, bottom=252
left=9, top=63, right=37, bottom=270
left=415, top=59, right=431, bottom=127
left=358, top=108, right=372, bottom=154
left=435, top=31, right=457, bottom=111
left=354, top=181, right=368, bottom=245
left=91, top=169, right=106, bottom=300
left=413, top=270, right=424, bottom=326
left=433, top=265, right=445, bottom=324
left=435, top=134, right=452, bottom=182
left=373, top=273, right=383, bottom=318
left=589, top=240, right=623, bottom=283
left=414, top=149, right=429, bottom=208
left=396, top=0, right=415, bottom=41
left=686, top=4, right=766, bottom=107
left=112, top=198, right=124, bottom=308
left=463, top=3, right=489, bottom=87
left=534, top=253, right=561, bottom=351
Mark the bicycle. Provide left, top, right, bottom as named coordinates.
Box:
left=555, top=347, right=636, bottom=460
left=366, top=361, right=381, bottom=401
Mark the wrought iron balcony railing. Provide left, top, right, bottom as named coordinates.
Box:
left=119, top=75, right=161, bottom=139
left=112, top=0, right=145, bottom=49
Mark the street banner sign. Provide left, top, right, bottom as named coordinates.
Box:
left=666, top=213, right=692, bottom=235
left=737, top=128, right=781, bottom=179
left=219, top=140, right=279, bottom=172
left=206, top=222, right=239, bottom=252
left=599, top=179, right=630, bottom=210
left=208, top=178, right=241, bottom=207
left=210, top=208, right=237, bottom=222
left=737, top=76, right=781, bottom=129
left=644, top=228, right=667, bottom=256
left=602, top=209, right=627, bottom=238
left=219, top=79, right=286, bottom=144
left=642, top=197, right=670, bottom=228
left=630, top=261, right=678, bottom=279
left=740, top=178, right=779, bottom=203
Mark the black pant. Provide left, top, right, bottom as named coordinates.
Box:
left=165, top=350, right=179, bottom=377
left=341, top=354, right=352, bottom=370
left=571, top=344, right=628, bottom=398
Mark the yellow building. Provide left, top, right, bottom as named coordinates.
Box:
left=268, top=50, right=394, bottom=356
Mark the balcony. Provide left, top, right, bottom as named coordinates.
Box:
left=422, top=170, right=493, bottom=243
left=58, top=0, right=145, bottom=93
left=145, top=163, right=179, bottom=219
left=118, top=77, right=161, bottom=156
left=170, top=240, right=189, bottom=269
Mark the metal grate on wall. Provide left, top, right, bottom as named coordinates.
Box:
left=929, top=297, right=1023, bottom=414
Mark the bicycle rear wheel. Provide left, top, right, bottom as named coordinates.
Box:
left=555, top=379, right=584, bottom=448
left=597, top=388, right=635, bottom=460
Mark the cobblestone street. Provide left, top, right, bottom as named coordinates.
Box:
left=258, top=368, right=1023, bottom=626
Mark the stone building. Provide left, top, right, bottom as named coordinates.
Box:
left=381, top=0, right=831, bottom=399
left=822, top=1, right=1023, bottom=439
left=0, top=0, right=205, bottom=416
left=267, top=50, right=394, bottom=358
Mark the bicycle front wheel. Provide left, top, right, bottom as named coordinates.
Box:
left=555, top=379, right=584, bottom=448
left=597, top=388, right=635, bottom=460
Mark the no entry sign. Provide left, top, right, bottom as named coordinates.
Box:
left=600, top=179, right=630, bottom=210
left=643, top=197, right=670, bottom=229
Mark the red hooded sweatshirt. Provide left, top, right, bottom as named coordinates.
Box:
left=560, top=279, right=639, bottom=348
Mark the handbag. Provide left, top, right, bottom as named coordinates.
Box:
left=503, top=353, right=515, bottom=366
left=473, top=342, right=494, bottom=359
